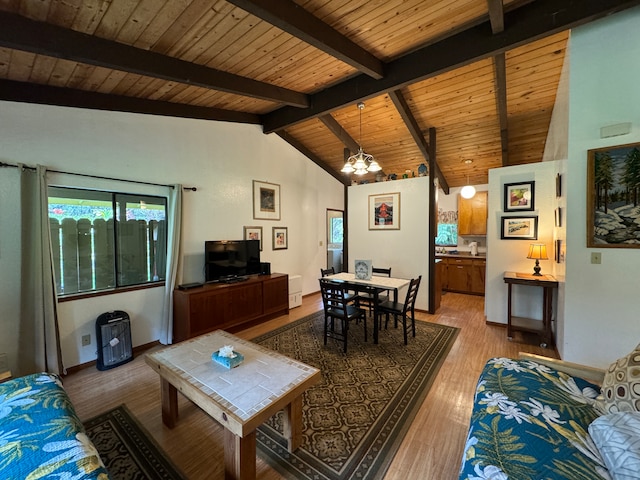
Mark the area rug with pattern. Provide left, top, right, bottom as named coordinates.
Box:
left=253, top=311, right=459, bottom=480
left=84, top=404, right=186, bottom=480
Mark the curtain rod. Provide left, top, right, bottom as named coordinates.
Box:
left=0, top=161, right=197, bottom=191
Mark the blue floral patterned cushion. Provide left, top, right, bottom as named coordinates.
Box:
left=0, top=373, right=110, bottom=479
left=459, top=358, right=608, bottom=480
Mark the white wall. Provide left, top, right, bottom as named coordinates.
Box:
left=0, top=101, right=344, bottom=369
left=347, top=177, right=430, bottom=310
left=563, top=6, right=640, bottom=367
left=486, top=161, right=562, bottom=324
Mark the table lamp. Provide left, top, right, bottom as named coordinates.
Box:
left=527, top=243, right=548, bottom=276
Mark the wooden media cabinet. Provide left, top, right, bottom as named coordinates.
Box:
left=173, top=273, right=289, bottom=342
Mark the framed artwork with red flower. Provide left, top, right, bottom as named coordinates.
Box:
left=369, top=192, right=400, bottom=230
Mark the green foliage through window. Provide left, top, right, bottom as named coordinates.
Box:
left=436, top=223, right=458, bottom=246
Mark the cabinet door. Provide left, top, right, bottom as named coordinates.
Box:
left=458, top=191, right=488, bottom=235
left=448, top=260, right=471, bottom=292
left=263, top=275, right=289, bottom=315
left=190, top=290, right=230, bottom=337
left=471, top=260, right=486, bottom=294
left=227, top=282, right=263, bottom=327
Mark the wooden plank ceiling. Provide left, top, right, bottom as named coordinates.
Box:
left=0, top=0, right=638, bottom=189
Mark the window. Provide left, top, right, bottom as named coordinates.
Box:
left=436, top=208, right=458, bottom=246
left=48, top=187, right=167, bottom=296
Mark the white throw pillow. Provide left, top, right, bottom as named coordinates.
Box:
left=589, top=412, right=640, bottom=480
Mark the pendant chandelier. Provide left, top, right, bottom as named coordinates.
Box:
left=341, top=102, right=382, bottom=175
left=460, top=159, right=476, bottom=199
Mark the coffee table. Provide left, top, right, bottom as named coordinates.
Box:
left=145, top=330, right=320, bottom=480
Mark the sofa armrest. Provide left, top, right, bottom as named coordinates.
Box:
left=519, top=352, right=605, bottom=386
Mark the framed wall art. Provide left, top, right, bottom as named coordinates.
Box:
left=243, top=226, right=263, bottom=251
left=555, top=207, right=562, bottom=228
left=587, top=142, right=640, bottom=248
left=369, top=192, right=400, bottom=230
left=500, top=216, right=538, bottom=240
left=272, top=226, right=288, bottom=250
left=504, top=181, right=535, bottom=212
left=253, top=180, right=281, bottom=220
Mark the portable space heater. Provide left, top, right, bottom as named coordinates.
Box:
left=96, top=310, right=133, bottom=371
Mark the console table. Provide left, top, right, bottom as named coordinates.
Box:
left=173, top=273, right=289, bottom=342
left=503, top=271, right=558, bottom=348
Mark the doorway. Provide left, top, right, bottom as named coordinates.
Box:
left=326, top=209, right=344, bottom=272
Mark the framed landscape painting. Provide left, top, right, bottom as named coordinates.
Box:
left=500, top=216, right=538, bottom=240
left=504, top=181, right=535, bottom=212
left=369, top=192, right=400, bottom=230
left=587, top=142, right=640, bottom=248
left=253, top=180, right=281, bottom=220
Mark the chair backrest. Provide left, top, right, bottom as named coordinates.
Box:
left=319, top=278, right=350, bottom=317
left=321, top=267, right=335, bottom=277
left=402, top=276, right=422, bottom=313
left=372, top=267, right=391, bottom=277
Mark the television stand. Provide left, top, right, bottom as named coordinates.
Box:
left=173, top=273, right=289, bottom=342
left=221, top=276, right=248, bottom=284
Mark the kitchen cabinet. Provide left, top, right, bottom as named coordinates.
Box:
left=458, top=191, right=488, bottom=235
left=439, top=256, right=486, bottom=296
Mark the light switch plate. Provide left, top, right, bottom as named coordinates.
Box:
left=591, top=252, right=602, bottom=264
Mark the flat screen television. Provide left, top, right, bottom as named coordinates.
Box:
left=204, top=240, right=261, bottom=282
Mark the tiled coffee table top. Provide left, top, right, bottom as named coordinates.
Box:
left=147, top=330, right=319, bottom=421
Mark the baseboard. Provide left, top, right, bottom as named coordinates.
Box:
left=64, top=340, right=161, bottom=375
left=485, top=321, right=506, bottom=327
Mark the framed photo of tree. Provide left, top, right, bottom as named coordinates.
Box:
left=587, top=142, right=640, bottom=248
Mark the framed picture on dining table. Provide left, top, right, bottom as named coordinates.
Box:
left=369, top=192, right=400, bottom=230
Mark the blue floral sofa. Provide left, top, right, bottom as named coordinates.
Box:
left=0, top=372, right=110, bottom=479
left=459, top=355, right=608, bottom=480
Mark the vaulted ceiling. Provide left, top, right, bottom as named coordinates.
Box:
left=1, top=0, right=638, bottom=190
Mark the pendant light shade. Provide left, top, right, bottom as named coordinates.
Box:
left=461, top=160, right=476, bottom=199
left=461, top=184, right=476, bottom=199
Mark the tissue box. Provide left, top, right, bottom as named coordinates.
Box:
left=212, top=351, right=244, bottom=368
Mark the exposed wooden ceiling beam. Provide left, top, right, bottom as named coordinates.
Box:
left=487, top=0, right=509, bottom=166
left=487, top=0, right=505, bottom=34
left=0, top=10, right=309, bottom=108
left=0, top=79, right=261, bottom=124
left=319, top=115, right=360, bottom=153
left=226, top=0, right=384, bottom=79
left=276, top=131, right=350, bottom=185
left=493, top=53, right=510, bottom=166
left=388, top=90, right=449, bottom=194
left=263, top=0, right=640, bottom=133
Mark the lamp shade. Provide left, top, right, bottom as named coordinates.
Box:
left=527, top=243, right=548, bottom=260
left=460, top=185, right=476, bottom=199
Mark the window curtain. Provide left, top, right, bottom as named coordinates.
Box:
left=160, top=184, right=183, bottom=344
left=18, top=164, right=63, bottom=375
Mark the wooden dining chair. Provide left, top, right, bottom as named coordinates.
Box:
left=356, top=266, right=391, bottom=316
left=376, top=276, right=421, bottom=345
left=319, top=278, right=367, bottom=353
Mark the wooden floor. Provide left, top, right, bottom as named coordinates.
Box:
left=63, top=291, right=557, bottom=480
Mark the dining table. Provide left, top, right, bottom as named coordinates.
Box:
left=323, top=272, right=411, bottom=344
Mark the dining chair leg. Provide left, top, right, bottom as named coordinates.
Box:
left=403, top=314, right=408, bottom=345
left=343, top=319, right=348, bottom=353
left=363, top=315, right=368, bottom=343
left=324, top=314, right=329, bottom=345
